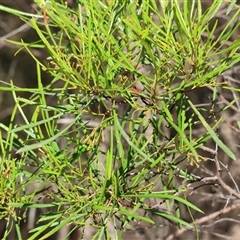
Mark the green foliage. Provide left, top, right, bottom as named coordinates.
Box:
left=0, top=0, right=240, bottom=239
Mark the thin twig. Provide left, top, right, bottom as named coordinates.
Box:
left=214, top=155, right=240, bottom=199
left=166, top=202, right=240, bottom=240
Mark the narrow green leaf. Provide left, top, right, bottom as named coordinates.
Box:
left=188, top=99, right=236, bottom=160
left=154, top=211, right=192, bottom=228
left=0, top=4, right=42, bottom=18
left=16, top=113, right=81, bottom=153
left=226, top=0, right=237, bottom=15
left=122, top=192, right=203, bottom=213
left=113, top=110, right=153, bottom=163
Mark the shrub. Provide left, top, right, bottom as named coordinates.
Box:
left=0, top=0, right=240, bottom=239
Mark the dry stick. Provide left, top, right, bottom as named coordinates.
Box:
left=214, top=155, right=240, bottom=199
left=167, top=146, right=240, bottom=240
left=166, top=202, right=240, bottom=240
left=199, top=146, right=240, bottom=199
